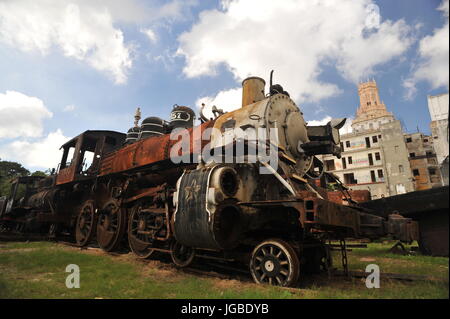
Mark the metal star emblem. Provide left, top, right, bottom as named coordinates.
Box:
left=185, top=179, right=201, bottom=201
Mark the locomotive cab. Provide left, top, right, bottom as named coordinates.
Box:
left=56, top=130, right=126, bottom=185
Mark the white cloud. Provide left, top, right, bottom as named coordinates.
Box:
left=339, top=118, right=354, bottom=135
left=306, top=116, right=353, bottom=135
left=306, top=116, right=332, bottom=127
left=63, top=104, right=76, bottom=112
left=402, top=78, right=417, bottom=101
left=403, top=0, right=449, bottom=99
left=178, top=0, right=413, bottom=103
left=0, top=129, right=69, bottom=169
left=142, top=28, right=158, bottom=43
left=196, top=88, right=242, bottom=119
left=0, top=0, right=135, bottom=84
left=0, top=91, right=53, bottom=139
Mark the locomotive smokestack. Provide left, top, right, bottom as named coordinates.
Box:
left=241, top=77, right=265, bottom=107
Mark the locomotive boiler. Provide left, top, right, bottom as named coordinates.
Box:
left=0, top=74, right=419, bottom=287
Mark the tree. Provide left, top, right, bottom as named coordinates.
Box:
left=0, top=160, right=30, bottom=179
left=31, top=171, right=48, bottom=177
left=0, top=160, right=30, bottom=197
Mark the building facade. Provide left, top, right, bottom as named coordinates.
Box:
left=404, top=132, right=442, bottom=190
left=322, top=80, right=415, bottom=199
left=427, top=93, right=449, bottom=185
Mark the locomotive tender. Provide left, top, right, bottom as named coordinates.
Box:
left=0, top=75, right=418, bottom=287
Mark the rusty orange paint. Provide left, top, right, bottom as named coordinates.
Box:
left=99, top=120, right=215, bottom=177
left=55, top=166, right=76, bottom=185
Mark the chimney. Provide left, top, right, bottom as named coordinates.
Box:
left=241, top=77, right=265, bottom=107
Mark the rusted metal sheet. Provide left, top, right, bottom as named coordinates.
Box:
left=327, top=190, right=371, bottom=205
left=55, top=166, right=76, bottom=185
left=302, top=197, right=360, bottom=236
left=99, top=121, right=215, bottom=176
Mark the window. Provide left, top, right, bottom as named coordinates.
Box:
left=428, top=168, right=438, bottom=183
left=424, top=138, right=428, bottom=143
left=377, top=169, right=384, bottom=178
left=66, top=147, right=75, bottom=166
left=81, top=150, right=95, bottom=173
left=399, top=165, right=404, bottom=173
left=344, top=173, right=357, bottom=184
left=348, top=156, right=353, bottom=164
left=409, top=152, right=415, bottom=158
left=368, top=153, right=374, bottom=166
left=346, top=141, right=350, bottom=148
left=340, top=142, right=344, bottom=151
left=375, top=152, right=381, bottom=161
left=372, top=136, right=378, bottom=143
left=406, top=137, right=412, bottom=143
left=365, top=137, right=371, bottom=148
left=370, top=170, right=376, bottom=182
left=413, top=169, right=420, bottom=176
left=378, top=135, right=382, bottom=139
left=325, top=160, right=335, bottom=171
left=342, top=157, right=347, bottom=169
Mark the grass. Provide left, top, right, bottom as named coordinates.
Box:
left=0, top=240, right=448, bottom=299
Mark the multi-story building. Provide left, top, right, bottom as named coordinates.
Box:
left=322, top=80, right=415, bottom=199
left=404, top=132, right=442, bottom=190
left=427, top=93, right=449, bottom=185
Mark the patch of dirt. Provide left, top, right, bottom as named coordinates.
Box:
left=359, top=257, right=376, bottom=262
left=214, top=278, right=247, bottom=291
left=29, top=272, right=56, bottom=282
left=0, top=248, right=39, bottom=253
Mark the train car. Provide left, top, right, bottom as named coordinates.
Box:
left=0, top=75, right=419, bottom=287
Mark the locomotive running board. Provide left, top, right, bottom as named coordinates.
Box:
left=237, top=199, right=303, bottom=206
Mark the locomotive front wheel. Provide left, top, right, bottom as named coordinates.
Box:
left=96, top=199, right=127, bottom=252
left=128, top=205, right=154, bottom=259
left=170, top=241, right=195, bottom=268
left=75, top=200, right=96, bottom=246
left=249, top=239, right=300, bottom=287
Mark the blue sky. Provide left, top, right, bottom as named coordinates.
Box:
left=0, top=0, right=448, bottom=171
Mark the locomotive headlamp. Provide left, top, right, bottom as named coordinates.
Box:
left=300, top=118, right=347, bottom=157
left=329, top=118, right=347, bottom=144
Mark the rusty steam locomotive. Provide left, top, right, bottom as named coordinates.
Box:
left=0, top=75, right=418, bottom=287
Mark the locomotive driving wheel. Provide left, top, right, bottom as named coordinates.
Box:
left=170, top=240, right=195, bottom=268
left=128, top=204, right=155, bottom=258
left=75, top=200, right=96, bottom=246
left=250, top=239, right=300, bottom=287
left=96, top=199, right=127, bottom=252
